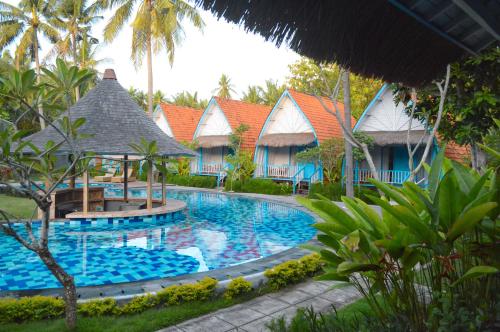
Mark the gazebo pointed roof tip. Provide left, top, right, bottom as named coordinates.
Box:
left=25, top=68, right=196, bottom=158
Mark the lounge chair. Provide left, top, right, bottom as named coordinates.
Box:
left=111, top=168, right=136, bottom=183
left=94, top=167, right=116, bottom=182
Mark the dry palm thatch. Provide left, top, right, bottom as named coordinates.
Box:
left=257, top=133, right=315, bottom=147
left=195, top=0, right=471, bottom=86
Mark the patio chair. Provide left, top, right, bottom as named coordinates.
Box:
left=93, top=167, right=116, bottom=182
left=111, top=168, right=136, bottom=183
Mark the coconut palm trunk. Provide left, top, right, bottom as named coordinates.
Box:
left=33, top=26, right=46, bottom=129
left=71, top=31, right=80, bottom=100
left=146, top=38, right=153, bottom=117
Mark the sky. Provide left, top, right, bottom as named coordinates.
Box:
left=4, top=0, right=301, bottom=100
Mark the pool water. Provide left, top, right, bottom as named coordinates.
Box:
left=0, top=190, right=316, bottom=291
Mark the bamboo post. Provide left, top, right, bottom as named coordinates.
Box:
left=161, top=160, right=166, bottom=206
left=147, top=159, right=153, bottom=210
left=83, top=169, right=89, bottom=213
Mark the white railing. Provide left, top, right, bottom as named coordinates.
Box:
left=264, top=164, right=299, bottom=179
left=191, top=162, right=227, bottom=175
left=354, top=168, right=411, bottom=185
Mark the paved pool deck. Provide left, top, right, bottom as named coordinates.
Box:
left=158, top=279, right=361, bottom=332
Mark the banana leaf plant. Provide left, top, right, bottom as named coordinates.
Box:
left=299, top=148, right=499, bottom=330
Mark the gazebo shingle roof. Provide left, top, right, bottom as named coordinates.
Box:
left=24, top=70, right=195, bottom=157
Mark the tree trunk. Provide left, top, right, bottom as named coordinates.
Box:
left=72, top=31, right=80, bottom=100
left=38, top=248, right=77, bottom=329
left=146, top=3, right=154, bottom=118
left=37, top=210, right=77, bottom=329
left=471, top=142, right=478, bottom=170
left=33, top=28, right=46, bottom=129
left=342, top=70, right=354, bottom=198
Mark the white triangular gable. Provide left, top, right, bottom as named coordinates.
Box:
left=356, top=87, right=425, bottom=132
left=154, top=109, right=174, bottom=137
left=195, top=101, right=232, bottom=137
left=263, top=94, right=313, bottom=135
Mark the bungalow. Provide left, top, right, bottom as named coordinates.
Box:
left=153, top=104, right=203, bottom=142
left=192, top=97, right=272, bottom=175
left=352, top=84, right=469, bottom=186
left=254, top=89, right=355, bottom=187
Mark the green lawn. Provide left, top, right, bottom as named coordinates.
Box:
left=0, top=194, right=38, bottom=220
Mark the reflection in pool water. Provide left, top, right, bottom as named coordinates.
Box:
left=0, top=190, right=316, bottom=290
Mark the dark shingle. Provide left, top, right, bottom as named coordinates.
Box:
left=24, top=71, right=195, bottom=157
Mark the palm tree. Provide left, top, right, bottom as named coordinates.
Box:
left=153, top=89, right=166, bottom=109
left=0, top=0, right=60, bottom=128
left=242, top=85, right=263, bottom=104
left=128, top=86, right=147, bottom=111
left=214, top=73, right=235, bottom=99
left=104, top=0, right=204, bottom=118
left=50, top=0, right=103, bottom=99
left=260, top=79, right=285, bottom=106
left=169, top=91, right=207, bottom=109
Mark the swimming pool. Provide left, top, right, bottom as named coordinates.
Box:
left=0, top=190, right=316, bottom=291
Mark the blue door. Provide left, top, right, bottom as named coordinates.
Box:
left=393, top=146, right=410, bottom=172
left=299, top=163, right=316, bottom=179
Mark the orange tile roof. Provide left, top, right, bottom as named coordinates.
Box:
left=160, top=103, right=203, bottom=142
left=214, top=97, right=272, bottom=151
left=287, top=90, right=356, bottom=143
left=444, top=140, right=470, bottom=163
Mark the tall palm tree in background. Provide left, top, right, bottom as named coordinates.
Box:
left=0, top=0, right=60, bottom=128
left=128, top=86, right=147, bottom=111
left=214, top=73, right=235, bottom=99
left=50, top=0, right=103, bottom=99
left=153, top=89, right=166, bottom=109
left=242, top=85, right=263, bottom=104
left=259, top=79, right=285, bottom=106
left=104, top=0, right=204, bottom=118
left=169, top=91, right=207, bottom=109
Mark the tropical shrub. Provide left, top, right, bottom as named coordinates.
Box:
left=156, top=277, right=218, bottom=306
left=299, top=149, right=499, bottom=331
left=225, top=179, right=292, bottom=195
left=224, top=277, right=253, bottom=299
left=166, top=174, right=217, bottom=188
left=0, top=296, right=65, bottom=323
left=264, top=254, right=322, bottom=290
left=296, top=138, right=344, bottom=182
left=77, top=298, right=118, bottom=317
left=118, top=294, right=159, bottom=315
left=308, top=182, right=343, bottom=200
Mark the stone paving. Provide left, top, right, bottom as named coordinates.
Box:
left=158, top=280, right=361, bottom=332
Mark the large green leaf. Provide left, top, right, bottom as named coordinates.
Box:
left=311, top=199, right=359, bottom=233
left=451, top=266, right=498, bottom=287
left=446, top=202, right=498, bottom=242
left=337, top=262, right=381, bottom=275
left=451, top=161, right=477, bottom=194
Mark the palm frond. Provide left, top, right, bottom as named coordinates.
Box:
left=103, top=0, right=134, bottom=42
left=0, top=22, right=23, bottom=50
left=39, top=22, right=60, bottom=43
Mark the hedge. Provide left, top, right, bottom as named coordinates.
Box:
left=0, top=254, right=322, bottom=324
left=225, top=179, right=292, bottom=195
left=166, top=174, right=217, bottom=189
left=308, top=182, right=343, bottom=200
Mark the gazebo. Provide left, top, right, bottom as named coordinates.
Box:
left=25, top=69, right=195, bottom=217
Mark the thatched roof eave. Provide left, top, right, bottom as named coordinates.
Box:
left=195, top=0, right=500, bottom=86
